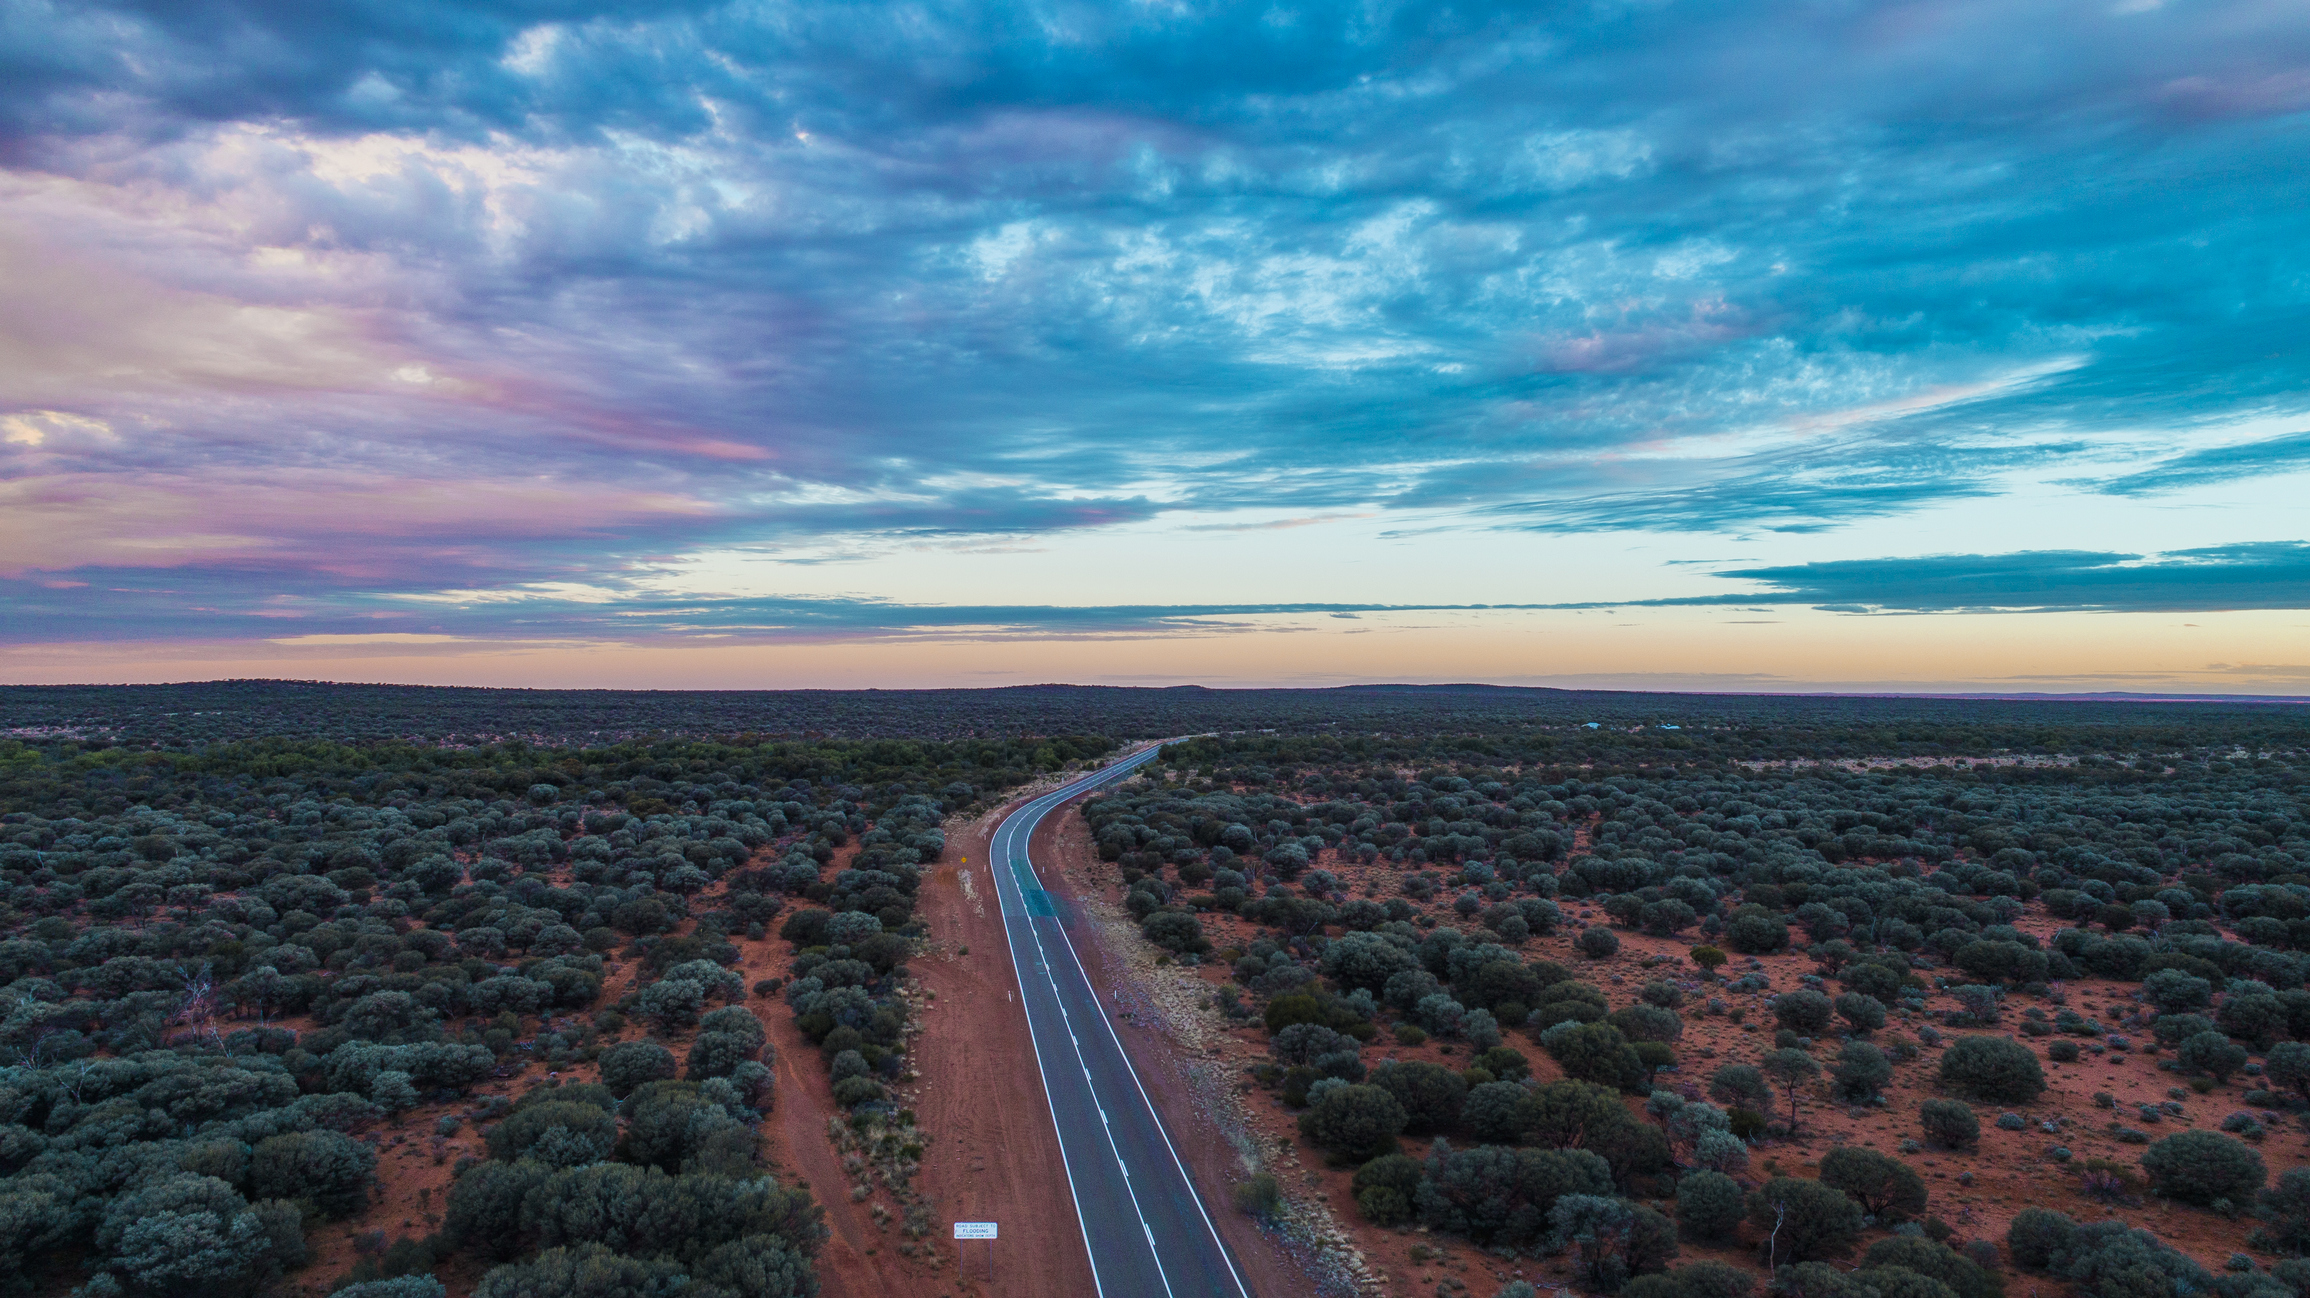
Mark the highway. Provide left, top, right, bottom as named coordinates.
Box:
left=986, top=744, right=1254, bottom=1298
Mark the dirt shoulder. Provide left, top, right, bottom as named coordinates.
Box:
left=904, top=795, right=1100, bottom=1298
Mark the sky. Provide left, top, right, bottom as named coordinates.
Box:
left=2, top=0, right=2307, bottom=693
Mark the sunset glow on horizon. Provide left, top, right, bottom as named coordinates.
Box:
left=4, top=1, right=2307, bottom=693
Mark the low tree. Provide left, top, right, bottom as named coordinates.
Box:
left=1548, top=1022, right=1651, bottom=1093
left=1835, top=993, right=1887, bottom=1033
left=2177, top=1030, right=2248, bottom=1082
left=1581, top=928, right=1622, bottom=959
left=1775, top=990, right=1834, bottom=1035
left=1464, top=1080, right=1534, bottom=1144
left=1353, top=1154, right=1423, bottom=1226
left=1297, top=1084, right=1408, bottom=1164
left=1690, top=947, right=1728, bottom=978
left=1675, top=1169, right=1745, bottom=1241
left=1371, top=1060, right=1467, bottom=1134
left=1833, top=1041, right=1892, bottom=1101
left=1860, top=1236, right=2001, bottom=1298
left=1919, top=1099, right=1979, bottom=1150
left=1760, top=1048, right=1821, bottom=1132
left=2253, top=1167, right=2310, bottom=1254
left=1938, top=1036, right=2044, bottom=1103
left=2140, top=1130, right=2266, bottom=1206
left=599, top=1040, right=679, bottom=1097
left=1708, top=1063, right=1772, bottom=1114
left=2264, top=1041, right=2310, bottom=1102
left=1820, top=1147, right=1928, bottom=1223
left=1550, top=1194, right=1678, bottom=1292
left=249, top=1130, right=376, bottom=1218
left=2005, top=1207, right=2076, bottom=1269
left=1747, top=1176, right=1864, bottom=1263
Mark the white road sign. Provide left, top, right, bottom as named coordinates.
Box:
left=953, top=1222, right=999, bottom=1240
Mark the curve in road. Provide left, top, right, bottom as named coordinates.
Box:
left=987, top=745, right=1254, bottom=1298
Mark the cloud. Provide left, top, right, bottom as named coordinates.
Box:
left=3, top=0, right=2310, bottom=639
left=1710, top=542, right=2310, bottom=613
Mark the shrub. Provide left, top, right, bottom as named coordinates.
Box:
left=2253, top=1167, right=2310, bottom=1253
left=1835, top=993, right=1887, bottom=1033
left=1691, top=947, right=1728, bottom=975
left=1354, top=1154, right=1423, bottom=1225
left=1708, top=1064, right=1771, bottom=1113
left=1232, top=1173, right=1282, bottom=1219
left=1297, top=1084, right=1407, bottom=1164
left=1548, top=1021, right=1651, bottom=1093
left=486, top=1100, right=618, bottom=1166
left=1747, top=1176, right=1863, bottom=1263
left=249, top=1130, right=377, bottom=1218
left=1939, top=1036, right=2044, bottom=1103
left=1759, top=1048, right=1821, bottom=1130
left=2142, top=969, right=2213, bottom=1014
left=1641, top=981, right=1685, bottom=1009
left=2047, top=1040, right=2079, bottom=1063
left=1581, top=928, right=1622, bottom=959
left=1610, top=1004, right=1684, bottom=1044
left=1675, top=1169, right=1745, bottom=1241
left=1820, top=1147, right=1928, bottom=1222
left=1549, top=1194, right=1678, bottom=1292
left=2178, top=1030, right=2248, bottom=1082
left=1861, top=1237, right=2001, bottom=1298
left=2140, top=1130, right=2265, bottom=1205
left=1775, top=990, right=1834, bottom=1034
left=1919, top=1099, right=1979, bottom=1150
left=2006, top=1206, right=2076, bottom=1269
left=1834, top=1042, right=1892, bottom=1101
left=1371, top=1060, right=1467, bottom=1134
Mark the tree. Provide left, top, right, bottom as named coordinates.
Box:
left=1833, top=1042, right=1892, bottom=1101
left=1834, top=993, right=1887, bottom=1033
left=599, top=1040, right=679, bottom=1097
left=1581, top=928, right=1621, bottom=959
left=1938, top=1036, right=2044, bottom=1103
left=2253, top=1167, right=2310, bottom=1254
left=2006, top=1207, right=2076, bottom=1269
left=249, top=1130, right=376, bottom=1218
left=1919, top=1099, right=1979, bottom=1150
left=446, top=1160, right=551, bottom=1260
left=2264, top=1041, right=2310, bottom=1102
left=1464, top=1080, right=1534, bottom=1144
left=2217, top=993, right=2289, bottom=1050
left=2140, top=1130, right=2265, bottom=1206
left=1707, top=1064, right=1771, bottom=1114
left=1759, top=1048, right=1820, bottom=1132
left=487, top=1100, right=618, bottom=1167
left=1675, top=1170, right=1745, bottom=1241
left=1610, top=1004, right=1684, bottom=1044
left=1690, top=947, right=1727, bottom=977
left=1820, top=1148, right=1927, bottom=1223
left=1747, top=1177, right=1863, bottom=1263
left=1371, top=1060, right=1467, bottom=1134
left=1775, top=990, right=1833, bottom=1035
left=2177, top=1030, right=2247, bottom=1082
left=1353, top=1154, right=1424, bottom=1226
left=693, top=1234, right=816, bottom=1298
left=1297, top=1084, right=1407, bottom=1164
left=1526, top=1080, right=1630, bottom=1150
left=1549, top=1194, right=1678, bottom=1292
left=2141, top=969, right=2213, bottom=1014
left=1548, top=1022, right=1651, bottom=1093
left=473, top=1243, right=690, bottom=1298
left=1860, top=1237, right=2000, bottom=1298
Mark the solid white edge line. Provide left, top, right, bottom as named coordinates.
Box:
left=988, top=770, right=1110, bottom=1298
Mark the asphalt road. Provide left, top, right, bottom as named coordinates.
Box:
left=986, top=745, right=1254, bottom=1298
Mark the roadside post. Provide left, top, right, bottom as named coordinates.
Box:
left=954, top=1221, right=997, bottom=1285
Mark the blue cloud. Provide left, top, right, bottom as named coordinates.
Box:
left=3, top=0, right=2309, bottom=630
left=1708, top=543, right=2310, bottom=614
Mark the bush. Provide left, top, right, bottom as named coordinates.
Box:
left=1297, top=1084, right=1407, bottom=1163
left=1676, top=1169, right=1746, bottom=1241
left=1610, top=1004, right=1684, bottom=1044
left=1820, top=1147, right=1928, bottom=1222
left=1939, top=1036, right=2044, bottom=1103
left=2266, top=1041, right=2310, bottom=1101
left=1861, top=1236, right=2001, bottom=1298
left=1775, top=990, right=1834, bottom=1034
left=1667, top=1261, right=1754, bottom=1298
left=1708, top=1064, right=1771, bottom=1113
left=1355, top=1153, right=1423, bottom=1225
left=1581, top=928, right=1622, bottom=959
left=2047, top=1040, right=2079, bottom=1063
left=2178, top=1030, right=2248, bottom=1082
left=1371, top=1060, right=1467, bottom=1134
left=1835, top=993, right=1887, bottom=1033
left=1920, top=1099, right=1979, bottom=1150
left=1462, top=1079, right=1533, bottom=1143
left=2142, top=969, right=2213, bottom=1014
left=2140, top=1130, right=2265, bottom=1205
left=1232, top=1173, right=1282, bottom=1219
left=486, top=1100, right=618, bottom=1167
left=1834, top=1042, right=1892, bottom=1101
left=1747, top=1176, right=1864, bottom=1263
left=249, top=1130, right=377, bottom=1218
left=1547, top=1021, right=1651, bottom=1093
left=2253, top=1167, right=2310, bottom=1253
left=2007, top=1207, right=2076, bottom=1269
left=1548, top=1194, right=1678, bottom=1292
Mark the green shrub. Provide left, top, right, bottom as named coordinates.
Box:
left=1370, top=1060, right=1467, bottom=1134
left=1581, top=928, right=1622, bottom=959
left=1297, top=1084, right=1408, bottom=1163
left=2177, top=1030, right=2247, bottom=1082
left=249, top=1130, right=377, bottom=1219
left=1920, top=1099, right=1979, bottom=1150
left=1820, top=1147, right=1927, bottom=1222
left=1860, top=1236, right=2001, bottom=1298
left=2046, top=1040, right=2079, bottom=1063
left=2140, top=1130, right=2265, bottom=1205
left=1675, top=1169, right=1745, bottom=1241
left=1355, top=1153, right=1422, bottom=1225
left=1835, top=993, right=1888, bottom=1033
left=1707, top=1064, right=1771, bottom=1112
left=1834, top=1042, right=1892, bottom=1101
left=2006, top=1207, right=2076, bottom=1269
left=486, top=1100, right=618, bottom=1166
left=1547, top=1021, right=1650, bottom=1093
left=1232, top=1173, right=1282, bottom=1219
left=1747, top=1176, right=1863, bottom=1263
left=2253, top=1167, right=2310, bottom=1253
left=1939, top=1036, right=2044, bottom=1103
left=1775, top=990, right=1834, bottom=1034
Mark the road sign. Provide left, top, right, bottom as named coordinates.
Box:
left=954, top=1222, right=998, bottom=1240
